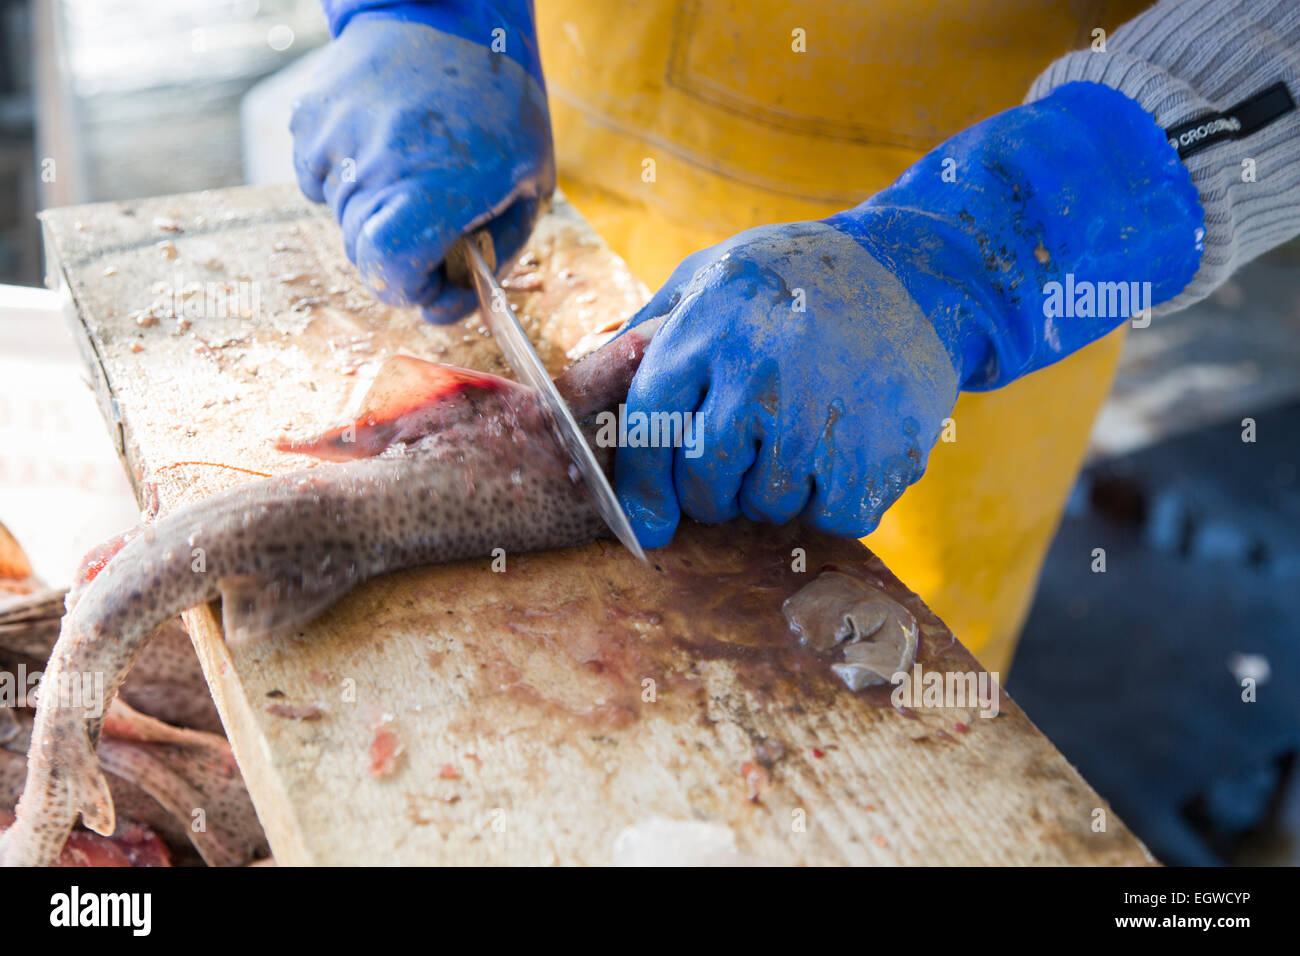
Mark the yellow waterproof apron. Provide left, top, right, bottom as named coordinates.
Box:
left=536, top=1, right=1150, bottom=675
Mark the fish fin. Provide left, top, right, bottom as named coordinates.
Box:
left=1, top=708, right=116, bottom=863
left=69, top=730, right=117, bottom=837
left=274, top=355, right=515, bottom=462
left=357, top=355, right=509, bottom=423
left=218, top=570, right=358, bottom=644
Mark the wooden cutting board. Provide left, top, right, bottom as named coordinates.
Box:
left=40, top=184, right=1152, bottom=865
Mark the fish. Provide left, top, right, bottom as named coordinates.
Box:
left=0, top=531, right=267, bottom=866
left=0, top=316, right=664, bottom=867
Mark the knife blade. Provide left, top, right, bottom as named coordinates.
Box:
left=451, top=231, right=648, bottom=563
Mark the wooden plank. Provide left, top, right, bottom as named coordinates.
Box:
left=42, top=184, right=1153, bottom=865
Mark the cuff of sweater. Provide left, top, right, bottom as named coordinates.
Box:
left=1026, top=4, right=1300, bottom=314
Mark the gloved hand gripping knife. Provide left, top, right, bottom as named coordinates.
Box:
left=294, top=1, right=553, bottom=323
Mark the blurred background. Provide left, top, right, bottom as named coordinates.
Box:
left=0, top=0, right=1295, bottom=866
left=0, top=0, right=328, bottom=285
left=0, top=0, right=327, bottom=575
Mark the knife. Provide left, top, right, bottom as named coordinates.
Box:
left=447, top=230, right=648, bottom=563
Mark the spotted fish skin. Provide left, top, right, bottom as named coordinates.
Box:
left=0, top=320, right=663, bottom=867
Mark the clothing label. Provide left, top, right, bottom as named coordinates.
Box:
left=1164, top=81, right=1295, bottom=159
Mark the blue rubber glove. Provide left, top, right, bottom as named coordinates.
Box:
left=616, top=82, right=1205, bottom=548
left=292, top=2, right=553, bottom=323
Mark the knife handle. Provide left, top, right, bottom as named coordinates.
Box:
left=445, top=228, right=497, bottom=289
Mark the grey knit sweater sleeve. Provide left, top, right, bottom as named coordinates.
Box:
left=1028, top=0, right=1300, bottom=312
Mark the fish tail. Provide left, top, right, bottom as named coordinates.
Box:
left=0, top=717, right=115, bottom=865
